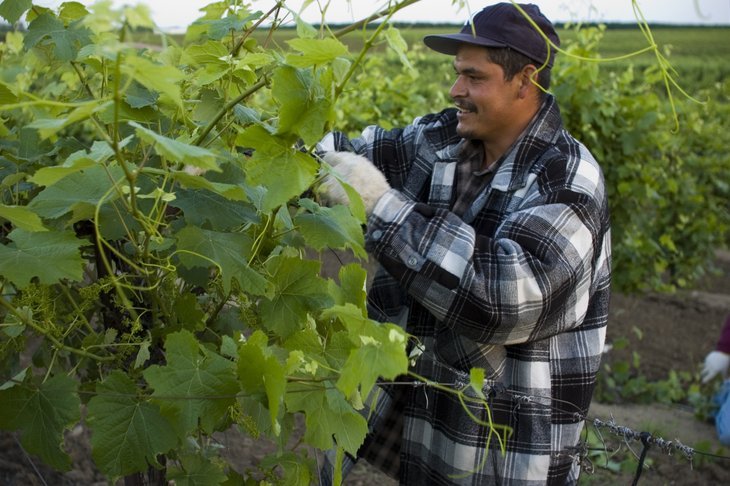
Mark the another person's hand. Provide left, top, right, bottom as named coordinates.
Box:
left=701, top=351, right=730, bottom=383
left=318, top=152, right=390, bottom=215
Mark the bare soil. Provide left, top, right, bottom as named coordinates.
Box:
left=2, top=252, right=729, bottom=485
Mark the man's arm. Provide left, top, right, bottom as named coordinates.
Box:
left=365, top=156, right=611, bottom=345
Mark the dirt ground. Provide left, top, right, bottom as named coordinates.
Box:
left=2, top=252, right=730, bottom=485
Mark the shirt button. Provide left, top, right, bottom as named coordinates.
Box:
left=407, top=256, right=418, bottom=267
left=371, top=230, right=383, bottom=241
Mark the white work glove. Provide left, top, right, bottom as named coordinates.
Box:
left=318, top=151, right=391, bottom=215
left=701, top=351, right=730, bottom=383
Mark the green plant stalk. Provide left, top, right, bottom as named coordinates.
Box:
left=410, top=370, right=512, bottom=451
left=332, top=0, right=422, bottom=39
left=71, top=61, right=97, bottom=100
left=108, top=23, right=145, bottom=224
left=334, top=20, right=390, bottom=100
left=333, top=0, right=418, bottom=100
left=248, top=213, right=272, bottom=266
left=59, top=285, right=95, bottom=335
left=193, top=74, right=270, bottom=147
left=0, top=297, right=114, bottom=362
left=231, top=1, right=284, bottom=57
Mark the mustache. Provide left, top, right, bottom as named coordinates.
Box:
left=454, top=99, right=477, bottom=112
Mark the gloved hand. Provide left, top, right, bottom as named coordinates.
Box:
left=701, top=350, right=730, bottom=383
left=318, top=152, right=391, bottom=215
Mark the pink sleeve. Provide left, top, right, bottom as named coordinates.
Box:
left=717, top=315, right=730, bottom=354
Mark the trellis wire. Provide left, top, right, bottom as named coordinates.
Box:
left=375, top=379, right=729, bottom=485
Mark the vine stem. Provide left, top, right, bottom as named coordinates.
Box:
left=231, top=1, right=284, bottom=57
left=193, top=75, right=269, bottom=147
left=0, top=297, right=114, bottom=362
left=333, top=0, right=421, bottom=100
left=332, top=0, right=422, bottom=39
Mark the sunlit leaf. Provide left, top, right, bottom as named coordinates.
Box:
left=238, top=125, right=318, bottom=212
left=122, top=56, right=185, bottom=108
left=272, top=65, right=334, bottom=145
left=29, top=139, right=114, bottom=186
left=285, top=37, right=348, bottom=67
left=323, top=304, right=408, bottom=400
left=238, top=330, right=287, bottom=435
left=0, top=204, right=47, bottom=232
left=130, top=121, right=220, bottom=172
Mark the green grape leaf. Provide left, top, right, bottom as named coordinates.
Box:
left=58, top=1, right=89, bottom=22
left=172, top=292, right=206, bottom=332
left=143, top=331, right=239, bottom=435
left=170, top=170, right=249, bottom=201
left=323, top=304, right=409, bottom=400
left=0, top=0, right=32, bottom=24
left=384, top=26, right=415, bottom=72
left=175, top=225, right=269, bottom=295
left=259, top=256, right=332, bottom=339
left=183, top=40, right=228, bottom=65
left=23, top=12, right=92, bottom=61
left=238, top=330, right=287, bottom=435
left=30, top=140, right=116, bottom=187
left=130, top=122, right=220, bottom=172
left=285, top=37, right=348, bottom=68
left=327, top=263, right=368, bottom=310
left=86, top=371, right=177, bottom=479
left=0, top=204, right=47, bottom=232
left=168, top=453, right=228, bottom=486
left=325, top=331, right=354, bottom=370
left=0, top=80, right=19, bottom=104
left=283, top=329, right=326, bottom=363
left=124, top=82, right=159, bottom=109
left=238, top=125, right=318, bottom=212
left=203, top=11, right=262, bottom=41
left=0, top=229, right=84, bottom=287
left=295, top=199, right=366, bottom=259
left=27, top=165, right=124, bottom=221
left=122, top=56, right=185, bottom=108
left=27, top=100, right=112, bottom=140
left=259, top=451, right=314, bottom=486
left=170, top=188, right=258, bottom=231
left=0, top=374, right=80, bottom=471
left=272, top=65, right=333, bottom=145
left=284, top=385, right=367, bottom=455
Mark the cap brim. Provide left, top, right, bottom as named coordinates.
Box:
left=423, top=33, right=507, bottom=55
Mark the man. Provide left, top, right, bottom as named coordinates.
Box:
left=318, top=3, right=611, bottom=484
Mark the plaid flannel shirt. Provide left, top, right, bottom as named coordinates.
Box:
left=318, top=95, right=611, bottom=485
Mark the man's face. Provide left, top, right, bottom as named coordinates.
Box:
left=450, top=44, right=523, bottom=144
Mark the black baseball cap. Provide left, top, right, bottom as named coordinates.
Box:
left=423, top=3, right=560, bottom=67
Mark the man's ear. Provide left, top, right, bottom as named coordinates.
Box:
left=518, top=65, right=539, bottom=98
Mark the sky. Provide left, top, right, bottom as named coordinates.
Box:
left=31, top=0, right=730, bottom=29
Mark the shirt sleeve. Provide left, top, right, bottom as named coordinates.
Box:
left=365, top=162, right=610, bottom=346
left=316, top=118, right=429, bottom=192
